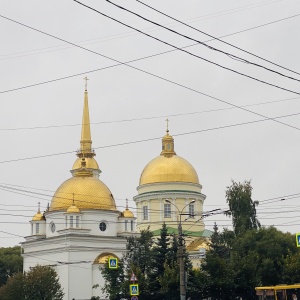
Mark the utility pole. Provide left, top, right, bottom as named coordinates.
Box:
left=165, top=199, right=195, bottom=300
left=178, top=220, right=186, bottom=300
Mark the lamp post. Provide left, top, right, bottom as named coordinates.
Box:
left=165, top=199, right=195, bottom=300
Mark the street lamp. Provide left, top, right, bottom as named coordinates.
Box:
left=165, top=199, right=195, bottom=300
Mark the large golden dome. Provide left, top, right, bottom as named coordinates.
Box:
left=139, top=129, right=199, bottom=185
left=50, top=176, right=117, bottom=211
left=140, top=155, right=199, bottom=185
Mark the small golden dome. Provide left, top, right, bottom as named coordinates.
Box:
left=139, top=154, right=199, bottom=185
left=50, top=176, right=117, bottom=211
left=72, top=157, right=99, bottom=171
left=123, top=208, right=134, bottom=218
left=32, top=212, right=45, bottom=221
left=32, top=203, right=45, bottom=221
left=67, top=204, right=81, bottom=214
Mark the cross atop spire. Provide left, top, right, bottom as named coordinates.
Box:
left=83, top=76, right=89, bottom=91
left=38, top=202, right=41, bottom=213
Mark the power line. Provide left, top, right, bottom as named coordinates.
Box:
left=1, top=11, right=297, bottom=95
left=1, top=110, right=300, bottom=164
left=0, top=95, right=299, bottom=132
left=0, top=0, right=280, bottom=60
left=74, top=0, right=300, bottom=96
left=2, top=14, right=300, bottom=137
left=135, top=0, right=300, bottom=78
left=107, top=0, right=300, bottom=84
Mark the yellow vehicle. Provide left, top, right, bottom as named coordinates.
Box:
left=255, top=284, right=300, bottom=300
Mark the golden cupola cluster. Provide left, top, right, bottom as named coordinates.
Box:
left=50, top=84, right=117, bottom=212
left=139, top=125, right=199, bottom=185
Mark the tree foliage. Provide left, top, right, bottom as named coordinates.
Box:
left=0, top=265, right=64, bottom=300
left=0, top=246, right=23, bottom=287
left=225, top=180, right=260, bottom=235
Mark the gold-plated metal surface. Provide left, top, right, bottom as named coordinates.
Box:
left=32, top=202, right=45, bottom=221
left=67, top=204, right=81, bottom=214
left=32, top=212, right=45, bottom=221
left=50, top=176, right=117, bottom=211
left=186, top=238, right=208, bottom=251
left=139, top=129, right=199, bottom=185
left=72, top=157, right=99, bottom=170
left=94, top=253, right=119, bottom=264
left=139, top=154, right=199, bottom=185
left=123, top=208, right=134, bottom=218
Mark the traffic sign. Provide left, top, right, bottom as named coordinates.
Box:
left=131, top=296, right=138, bottom=300
left=130, top=284, right=139, bottom=296
left=296, top=233, right=300, bottom=247
left=130, top=272, right=138, bottom=282
left=108, top=257, right=118, bottom=269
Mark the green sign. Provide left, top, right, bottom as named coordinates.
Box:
left=130, top=284, right=139, bottom=296
left=108, top=257, right=118, bottom=269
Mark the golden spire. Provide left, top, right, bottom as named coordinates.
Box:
left=161, top=119, right=176, bottom=157
left=80, top=80, right=92, bottom=155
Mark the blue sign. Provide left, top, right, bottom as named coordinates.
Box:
left=108, top=257, right=118, bottom=269
left=131, top=297, right=138, bottom=300
left=130, top=284, right=139, bottom=296
left=296, top=233, right=300, bottom=247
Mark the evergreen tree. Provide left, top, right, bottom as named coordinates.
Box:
left=154, top=222, right=170, bottom=275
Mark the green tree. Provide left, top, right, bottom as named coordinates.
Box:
left=202, top=223, right=235, bottom=300
left=0, top=265, right=63, bottom=300
left=0, top=246, right=23, bottom=286
left=101, top=259, right=126, bottom=300
left=154, top=222, right=170, bottom=275
left=24, top=265, right=64, bottom=300
left=0, top=272, right=25, bottom=300
left=225, top=180, right=260, bottom=236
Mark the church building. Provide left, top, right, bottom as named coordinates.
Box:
left=22, top=83, right=210, bottom=299
left=22, top=85, right=137, bottom=300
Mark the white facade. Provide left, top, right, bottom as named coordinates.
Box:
left=23, top=209, right=137, bottom=300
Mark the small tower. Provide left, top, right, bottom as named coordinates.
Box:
left=30, top=202, right=46, bottom=237
left=119, top=199, right=136, bottom=234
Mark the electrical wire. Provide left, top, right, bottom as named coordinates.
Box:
left=1, top=10, right=298, bottom=95
left=106, top=0, right=300, bottom=85
left=0, top=95, right=299, bottom=132
left=74, top=0, right=300, bottom=96
left=1, top=109, right=300, bottom=165
left=135, top=0, right=300, bottom=78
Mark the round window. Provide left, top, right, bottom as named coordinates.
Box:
left=50, top=222, right=56, bottom=233
left=99, top=222, right=107, bottom=232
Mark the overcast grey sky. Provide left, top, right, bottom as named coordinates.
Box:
left=1, top=0, right=300, bottom=247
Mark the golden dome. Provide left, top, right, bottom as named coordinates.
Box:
left=140, top=154, right=199, bottom=185
left=139, top=127, right=199, bottom=185
left=50, top=176, right=117, bottom=211
left=123, top=208, right=134, bottom=218
left=72, top=157, right=99, bottom=171
left=32, top=203, right=45, bottom=221
left=32, top=212, right=45, bottom=221
left=67, top=204, right=81, bottom=214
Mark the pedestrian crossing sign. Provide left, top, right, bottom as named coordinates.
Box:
left=296, top=233, right=300, bottom=247
left=130, top=284, right=139, bottom=296
left=108, top=257, right=118, bottom=269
